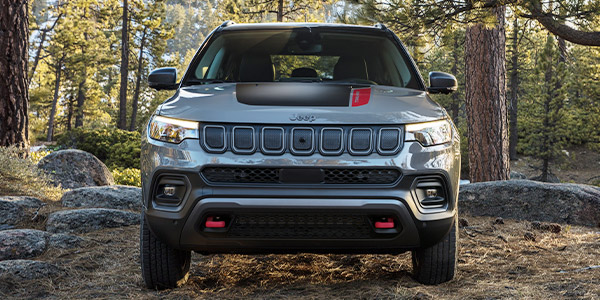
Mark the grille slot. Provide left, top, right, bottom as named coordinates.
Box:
left=228, top=213, right=372, bottom=239
left=291, top=128, right=314, bottom=155
left=321, top=128, right=343, bottom=155
left=262, top=127, right=284, bottom=154
left=232, top=126, right=255, bottom=153
left=203, top=125, right=226, bottom=152
left=378, top=128, right=401, bottom=154
left=349, top=128, right=373, bottom=155
left=201, top=167, right=401, bottom=185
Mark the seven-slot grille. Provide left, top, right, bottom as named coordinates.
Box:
left=200, top=123, right=404, bottom=156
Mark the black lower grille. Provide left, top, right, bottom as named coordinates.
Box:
left=228, top=213, right=372, bottom=239
left=201, top=167, right=401, bottom=185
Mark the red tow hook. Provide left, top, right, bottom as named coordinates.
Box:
left=205, top=216, right=226, bottom=228
left=374, top=218, right=395, bottom=229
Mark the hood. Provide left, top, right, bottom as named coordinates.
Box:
left=158, top=83, right=445, bottom=124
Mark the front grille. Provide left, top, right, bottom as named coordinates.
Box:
left=200, top=123, right=404, bottom=156
left=228, top=213, right=372, bottom=239
left=201, top=167, right=401, bottom=185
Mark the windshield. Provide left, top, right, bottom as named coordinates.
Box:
left=184, top=28, right=422, bottom=89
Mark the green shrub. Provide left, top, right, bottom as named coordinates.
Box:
left=56, top=128, right=141, bottom=169
left=0, top=146, right=63, bottom=201
left=111, top=168, right=142, bottom=187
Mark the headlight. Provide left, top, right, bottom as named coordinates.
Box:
left=149, top=116, right=199, bottom=143
left=405, top=119, right=452, bottom=146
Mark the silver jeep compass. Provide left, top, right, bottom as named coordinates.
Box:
left=140, top=22, right=460, bottom=289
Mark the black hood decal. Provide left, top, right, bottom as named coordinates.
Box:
left=236, top=83, right=364, bottom=106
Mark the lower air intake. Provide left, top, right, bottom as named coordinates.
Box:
left=228, top=213, right=372, bottom=239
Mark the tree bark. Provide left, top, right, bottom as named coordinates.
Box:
left=465, top=6, right=510, bottom=182
left=66, top=95, right=73, bottom=131
left=449, top=33, right=460, bottom=125
left=47, top=58, right=63, bottom=142
left=129, top=29, right=146, bottom=131
left=0, top=0, right=29, bottom=149
left=508, top=17, right=520, bottom=161
left=277, top=0, right=283, bottom=21
left=74, top=75, right=86, bottom=128
left=118, top=0, right=129, bottom=129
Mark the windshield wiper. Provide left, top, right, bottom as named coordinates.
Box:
left=184, top=79, right=236, bottom=86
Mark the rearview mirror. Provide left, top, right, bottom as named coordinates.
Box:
left=427, top=72, right=457, bottom=94
left=149, top=67, right=178, bottom=90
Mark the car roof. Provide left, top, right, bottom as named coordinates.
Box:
left=220, top=22, right=388, bottom=34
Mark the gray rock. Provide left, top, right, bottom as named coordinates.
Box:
left=61, top=185, right=141, bottom=210
left=0, top=200, right=24, bottom=225
left=37, top=149, right=114, bottom=189
left=0, top=229, right=49, bottom=260
left=48, top=233, right=85, bottom=249
left=0, top=225, right=15, bottom=231
left=46, top=208, right=139, bottom=234
left=459, top=180, right=600, bottom=226
left=0, top=196, right=45, bottom=209
left=510, top=171, right=528, bottom=180
left=0, top=259, right=60, bottom=280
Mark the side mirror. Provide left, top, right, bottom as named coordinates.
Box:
left=149, top=67, right=178, bottom=90
left=427, top=71, right=457, bottom=94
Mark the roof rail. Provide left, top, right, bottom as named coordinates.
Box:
left=220, top=21, right=235, bottom=28
left=374, top=23, right=387, bottom=30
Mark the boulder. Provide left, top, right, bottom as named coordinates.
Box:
left=0, top=200, right=25, bottom=225
left=46, top=208, right=139, bottom=234
left=0, top=196, right=44, bottom=209
left=61, top=185, right=141, bottom=210
left=459, top=180, right=600, bottom=226
left=37, top=149, right=114, bottom=189
left=48, top=233, right=85, bottom=249
left=0, top=260, right=60, bottom=281
left=0, top=229, right=49, bottom=261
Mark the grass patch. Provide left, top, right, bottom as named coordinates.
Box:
left=0, top=146, right=63, bottom=201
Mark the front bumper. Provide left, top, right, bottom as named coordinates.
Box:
left=141, top=137, right=460, bottom=254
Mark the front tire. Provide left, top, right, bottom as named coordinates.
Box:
left=140, top=213, right=191, bottom=289
left=411, top=217, right=457, bottom=285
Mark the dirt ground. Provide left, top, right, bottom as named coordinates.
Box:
left=2, top=215, right=599, bottom=300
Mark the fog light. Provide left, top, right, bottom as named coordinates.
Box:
left=163, top=185, right=176, bottom=197
left=426, top=189, right=437, bottom=197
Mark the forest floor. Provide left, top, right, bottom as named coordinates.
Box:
left=3, top=215, right=599, bottom=299
left=511, top=145, right=600, bottom=185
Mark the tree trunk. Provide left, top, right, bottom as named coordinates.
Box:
left=74, top=76, right=86, bottom=128
left=508, top=17, right=520, bottom=161
left=465, top=6, right=510, bottom=182
left=277, top=0, right=283, bottom=21
left=449, top=33, right=460, bottom=125
left=29, top=13, right=62, bottom=81
left=129, top=29, right=147, bottom=132
left=47, top=58, right=63, bottom=142
left=541, top=52, right=553, bottom=183
left=0, top=0, right=29, bottom=150
left=118, top=0, right=129, bottom=129
left=66, top=95, right=73, bottom=131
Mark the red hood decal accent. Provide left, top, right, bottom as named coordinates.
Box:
left=350, top=87, right=371, bottom=107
